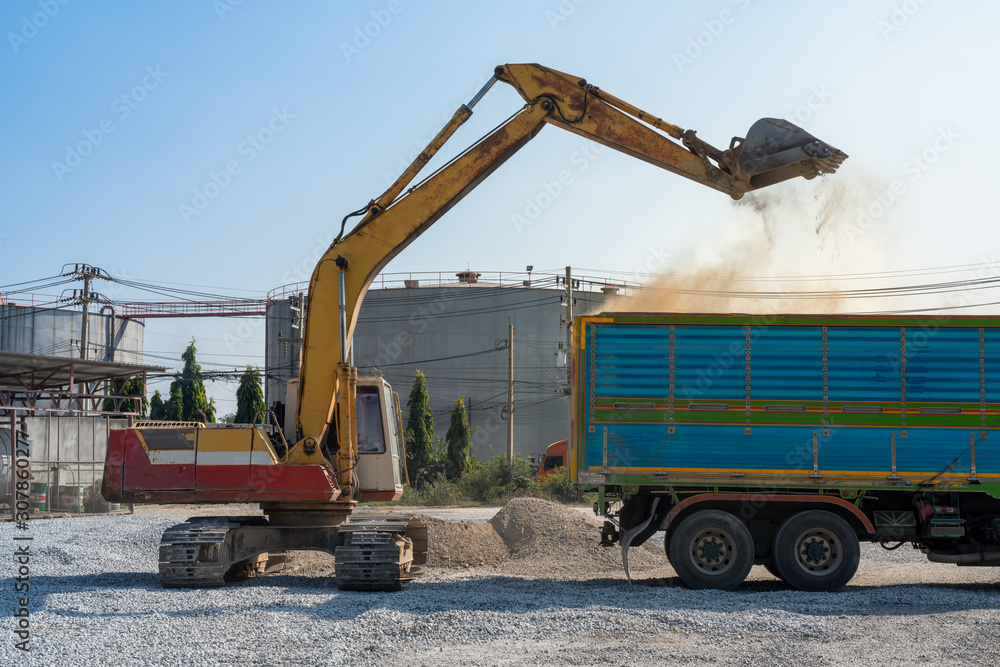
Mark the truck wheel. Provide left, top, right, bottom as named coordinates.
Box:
left=772, top=510, right=860, bottom=591
left=667, top=510, right=754, bottom=590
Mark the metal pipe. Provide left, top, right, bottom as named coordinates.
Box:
left=466, top=76, right=498, bottom=109
left=100, top=305, right=116, bottom=362
left=338, top=269, right=348, bottom=365
left=375, top=103, right=474, bottom=210
left=81, top=273, right=90, bottom=359
left=926, top=551, right=1000, bottom=564
left=506, top=323, right=514, bottom=463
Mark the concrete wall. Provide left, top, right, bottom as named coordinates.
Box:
left=24, top=415, right=128, bottom=487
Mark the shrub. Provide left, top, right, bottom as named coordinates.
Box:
left=538, top=467, right=579, bottom=503
left=457, top=455, right=537, bottom=504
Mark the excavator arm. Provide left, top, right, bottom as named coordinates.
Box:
left=290, top=63, right=848, bottom=495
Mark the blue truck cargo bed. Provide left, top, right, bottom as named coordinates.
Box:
left=574, top=313, right=1000, bottom=491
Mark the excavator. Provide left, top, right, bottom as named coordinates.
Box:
left=102, top=63, right=847, bottom=591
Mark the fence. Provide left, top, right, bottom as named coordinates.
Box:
left=21, top=459, right=123, bottom=514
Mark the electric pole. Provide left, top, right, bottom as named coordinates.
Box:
left=81, top=270, right=91, bottom=359
left=506, top=322, right=514, bottom=463
left=565, top=266, right=573, bottom=388
left=62, top=264, right=109, bottom=360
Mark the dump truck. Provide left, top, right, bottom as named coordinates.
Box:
left=580, top=312, right=1000, bottom=590
left=103, top=63, right=847, bottom=591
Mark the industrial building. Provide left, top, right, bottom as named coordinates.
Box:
left=266, top=270, right=633, bottom=460
left=0, top=300, right=155, bottom=511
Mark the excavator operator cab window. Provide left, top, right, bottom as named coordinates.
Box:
left=356, top=386, right=386, bottom=453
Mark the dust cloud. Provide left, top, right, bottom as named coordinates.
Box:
left=607, top=171, right=898, bottom=315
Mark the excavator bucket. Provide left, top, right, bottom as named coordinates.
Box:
left=738, top=118, right=847, bottom=191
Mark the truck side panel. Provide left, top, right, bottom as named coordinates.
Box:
left=576, top=315, right=1000, bottom=487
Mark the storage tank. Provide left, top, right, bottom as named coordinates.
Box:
left=0, top=303, right=144, bottom=363
left=265, top=271, right=633, bottom=459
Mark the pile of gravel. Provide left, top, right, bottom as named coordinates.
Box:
left=489, top=497, right=664, bottom=577
left=420, top=514, right=508, bottom=569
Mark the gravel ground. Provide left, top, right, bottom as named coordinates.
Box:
left=3, top=504, right=999, bottom=666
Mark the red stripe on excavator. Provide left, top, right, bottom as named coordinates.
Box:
left=124, top=489, right=339, bottom=503
left=112, top=428, right=340, bottom=502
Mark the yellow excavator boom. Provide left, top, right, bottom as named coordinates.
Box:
left=290, top=63, right=848, bottom=496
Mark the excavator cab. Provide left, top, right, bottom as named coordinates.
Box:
left=355, top=376, right=406, bottom=501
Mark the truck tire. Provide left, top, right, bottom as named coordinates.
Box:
left=667, top=510, right=754, bottom=590
left=772, top=510, right=860, bottom=591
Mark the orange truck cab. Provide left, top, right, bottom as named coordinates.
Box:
left=537, top=439, right=568, bottom=480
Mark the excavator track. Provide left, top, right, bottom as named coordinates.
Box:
left=158, top=519, right=240, bottom=588
left=158, top=516, right=285, bottom=588
left=334, top=515, right=428, bottom=591
left=158, top=514, right=429, bottom=590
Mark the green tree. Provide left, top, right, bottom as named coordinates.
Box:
left=178, top=340, right=215, bottom=422
left=235, top=365, right=265, bottom=424
left=156, top=341, right=216, bottom=423
left=445, top=396, right=472, bottom=478
left=165, top=383, right=183, bottom=421
left=102, top=375, right=149, bottom=417
left=149, top=390, right=166, bottom=419
left=405, top=370, right=435, bottom=479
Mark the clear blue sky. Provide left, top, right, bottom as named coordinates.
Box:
left=2, top=1, right=998, bottom=411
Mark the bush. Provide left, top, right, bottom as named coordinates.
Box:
left=382, top=454, right=589, bottom=508
left=538, top=467, right=580, bottom=503
left=398, top=471, right=459, bottom=506
left=457, top=455, right=537, bottom=504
